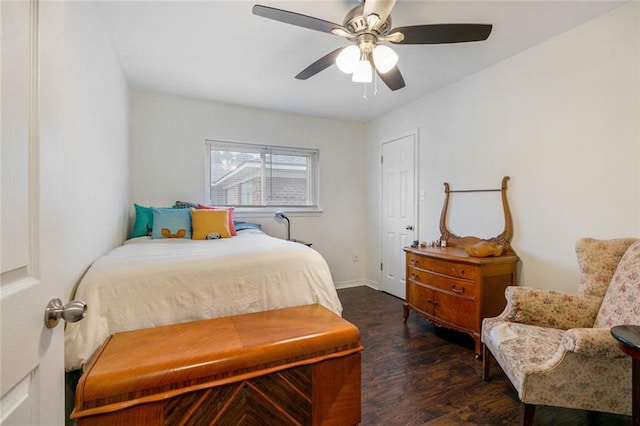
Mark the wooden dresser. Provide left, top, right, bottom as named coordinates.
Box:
left=403, top=246, right=518, bottom=358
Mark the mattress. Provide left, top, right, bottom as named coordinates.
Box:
left=64, top=229, right=342, bottom=371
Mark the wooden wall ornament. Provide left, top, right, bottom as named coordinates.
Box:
left=439, top=176, right=516, bottom=256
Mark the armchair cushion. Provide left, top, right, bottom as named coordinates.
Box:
left=594, top=240, right=640, bottom=327
left=485, top=322, right=565, bottom=393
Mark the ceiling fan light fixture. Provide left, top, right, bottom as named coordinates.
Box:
left=352, top=57, right=372, bottom=83
left=372, top=44, right=398, bottom=74
left=336, top=45, right=360, bottom=74
left=252, top=2, right=492, bottom=92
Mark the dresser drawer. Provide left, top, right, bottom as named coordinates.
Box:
left=406, top=281, right=476, bottom=331
left=407, top=253, right=475, bottom=280
left=406, top=281, right=435, bottom=314
left=434, top=291, right=477, bottom=331
left=407, top=267, right=476, bottom=299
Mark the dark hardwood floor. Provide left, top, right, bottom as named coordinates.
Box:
left=338, top=286, right=632, bottom=426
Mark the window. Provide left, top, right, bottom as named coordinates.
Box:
left=205, top=140, right=319, bottom=212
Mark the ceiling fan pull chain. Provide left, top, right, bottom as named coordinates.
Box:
left=363, top=82, right=368, bottom=100
left=374, top=71, right=379, bottom=96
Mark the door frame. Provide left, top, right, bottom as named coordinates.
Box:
left=378, top=129, right=419, bottom=297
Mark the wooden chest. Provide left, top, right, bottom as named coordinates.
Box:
left=72, top=304, right=363, bottom=425
left=403, top=246, right=518, bottom=358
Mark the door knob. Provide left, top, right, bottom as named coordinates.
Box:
left=405, top=225, right=414, bottom=231
left=44, top=298, right=87, bottom=328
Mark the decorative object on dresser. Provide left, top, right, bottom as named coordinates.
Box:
left=439, top=176, right=516, bottom=256
left=404, top=176, right=518, bottom=359
left=465, top=241, right=504, bottom=257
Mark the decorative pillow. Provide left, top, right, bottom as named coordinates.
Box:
left=198, top=204, right=237, bottom=236
left=174, top=200, right=199, bottom=209
left=151, top=208, right=192, bottom=239
left=130, top=204, right=154, bottom=238
left=191, top=209, right=231, bottom=240
left=233, top=221, right=262, bottom=231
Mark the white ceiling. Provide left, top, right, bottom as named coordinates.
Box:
left=97, top=1, right=626, bottom=122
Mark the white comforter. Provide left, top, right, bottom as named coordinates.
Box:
left=64, top=229, right=342, bottom=371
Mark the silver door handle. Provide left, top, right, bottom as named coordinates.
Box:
left=44, top=298, right=87, bottom=328
left=405, top=225, right=414, bottom=231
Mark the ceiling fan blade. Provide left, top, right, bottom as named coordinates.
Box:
left=253, top=4, right=349, bottom=35
left=295, top=47, right=344, bottom=80
left=363, top=0, right=396, bottom=30
left=389, top=23, right=492, bottom=45
left=377, top=66, right=405, bottom=91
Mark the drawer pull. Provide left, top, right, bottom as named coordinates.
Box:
left=451, top=268, right=465, bottom=276
left=426, top=299, right=439, bottom=306
left=451, top=284, right=465, bottom=294
left=409, top=258, right=418, bottom=266
left=409, top=273, right=419, bottom=280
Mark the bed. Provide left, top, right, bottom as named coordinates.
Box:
left=64, top=228, right=343, bottom=371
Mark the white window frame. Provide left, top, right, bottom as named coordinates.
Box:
left=205, top=140, right=321, bottom=216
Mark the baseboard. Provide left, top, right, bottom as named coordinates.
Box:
left=334, top=280, right=365, bottom=289
left=335, top=280, right=380, bottom=291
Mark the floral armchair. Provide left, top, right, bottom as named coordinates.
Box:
left=481, top=237, right=639, bottom=426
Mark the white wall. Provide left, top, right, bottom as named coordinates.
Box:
left=129, top=91, right=367, bottom=286
left=63, top=2, right=130, bottom=295
left=366, top=3, right=639, bottom=293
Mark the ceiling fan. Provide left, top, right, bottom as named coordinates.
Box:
left=252, top=0, right=492, bottom=91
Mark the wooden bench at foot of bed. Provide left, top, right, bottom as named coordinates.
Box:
left=72, top=304, right=363, bottom=426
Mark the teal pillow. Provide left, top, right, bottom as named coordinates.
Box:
left=151, top=208, right=192, bottom=239
left=130, top=204, right=154, bottom=238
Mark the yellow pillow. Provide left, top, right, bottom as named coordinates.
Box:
left=191, top=208, right=231, bottom=240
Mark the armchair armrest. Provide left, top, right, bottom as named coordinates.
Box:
left=562, top=328, right=627, bottom=358
left=499, top=286, right=601, bottom=330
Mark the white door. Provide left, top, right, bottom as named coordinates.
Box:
left=381, top=134, right=416, bottom=299
left=1, top=1, right=68, bottom=424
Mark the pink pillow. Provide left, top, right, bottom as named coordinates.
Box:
left=197, top=204, right=237, bottom=236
